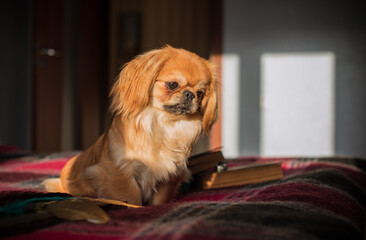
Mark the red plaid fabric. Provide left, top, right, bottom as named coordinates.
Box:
left=1, top=153, right=365, bottom=240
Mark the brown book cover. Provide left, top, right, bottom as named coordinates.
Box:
left=193, top=162, right=283, bottom=189
left=188, top=150, right=283, bottom=189
left=188, top=150, right=226, bottom=174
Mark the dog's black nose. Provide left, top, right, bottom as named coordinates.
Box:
left=183, top=90, right=195, bottom=101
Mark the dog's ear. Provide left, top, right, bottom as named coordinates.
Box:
left=201, top=62, right=219, bottom=133
left=110, top=48, right=170, bottom=117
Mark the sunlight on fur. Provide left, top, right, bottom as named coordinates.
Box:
left=42, top=45, right=218, bottom=206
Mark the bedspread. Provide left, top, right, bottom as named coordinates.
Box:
left=0, top=153, right=365, bottom=240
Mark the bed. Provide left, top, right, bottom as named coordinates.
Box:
left=1, top=150, right=365, bottom=240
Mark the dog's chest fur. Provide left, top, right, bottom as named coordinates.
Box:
left=108, top=108, right=202, bottom=203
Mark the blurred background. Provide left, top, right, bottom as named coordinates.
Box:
left=1, top=0, right=365, bottom=158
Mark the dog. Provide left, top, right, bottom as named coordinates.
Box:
left=42, top=45, right=218, bottom=205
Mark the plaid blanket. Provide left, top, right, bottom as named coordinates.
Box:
left=0, top=153, right=365, bottom=240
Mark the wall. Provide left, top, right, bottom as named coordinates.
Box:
left=0, top=0, right=32, bottom=150
left=224, top=0, right=366, bottom=157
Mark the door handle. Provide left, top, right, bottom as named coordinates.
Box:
left=40, top=48, right=62, bottom=57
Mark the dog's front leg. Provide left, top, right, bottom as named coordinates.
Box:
left=85, top=162, right=143, bottom=205
left=151, top=173, right=186, bottom=205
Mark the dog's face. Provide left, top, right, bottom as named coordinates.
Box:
left=110, top=45, right=218, bottom=133
left=151, top=51, right=213, bottom=116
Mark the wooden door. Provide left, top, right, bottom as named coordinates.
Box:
left=33, top=0, right=64, bottom=153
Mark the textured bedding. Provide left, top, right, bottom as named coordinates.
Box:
left=0, top=153, right=365, bottom=240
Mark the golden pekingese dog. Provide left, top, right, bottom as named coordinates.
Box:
left=42, top=45, right=218, bottom=205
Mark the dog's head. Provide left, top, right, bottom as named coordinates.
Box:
left=110, top=45, right=218, bottom=133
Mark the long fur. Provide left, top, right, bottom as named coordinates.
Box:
left=42, top=46, right=218, bottom=205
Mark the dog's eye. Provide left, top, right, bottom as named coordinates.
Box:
left=197, top=90, right=204, bottom=98
left=166, top=82, right=179, bottom=90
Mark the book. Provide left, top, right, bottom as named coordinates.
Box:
left=188, top=150, right=226, bottom=174
left=188, top=150, right=283, bottom=189
left=193, top=162, right=283, bottom=189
